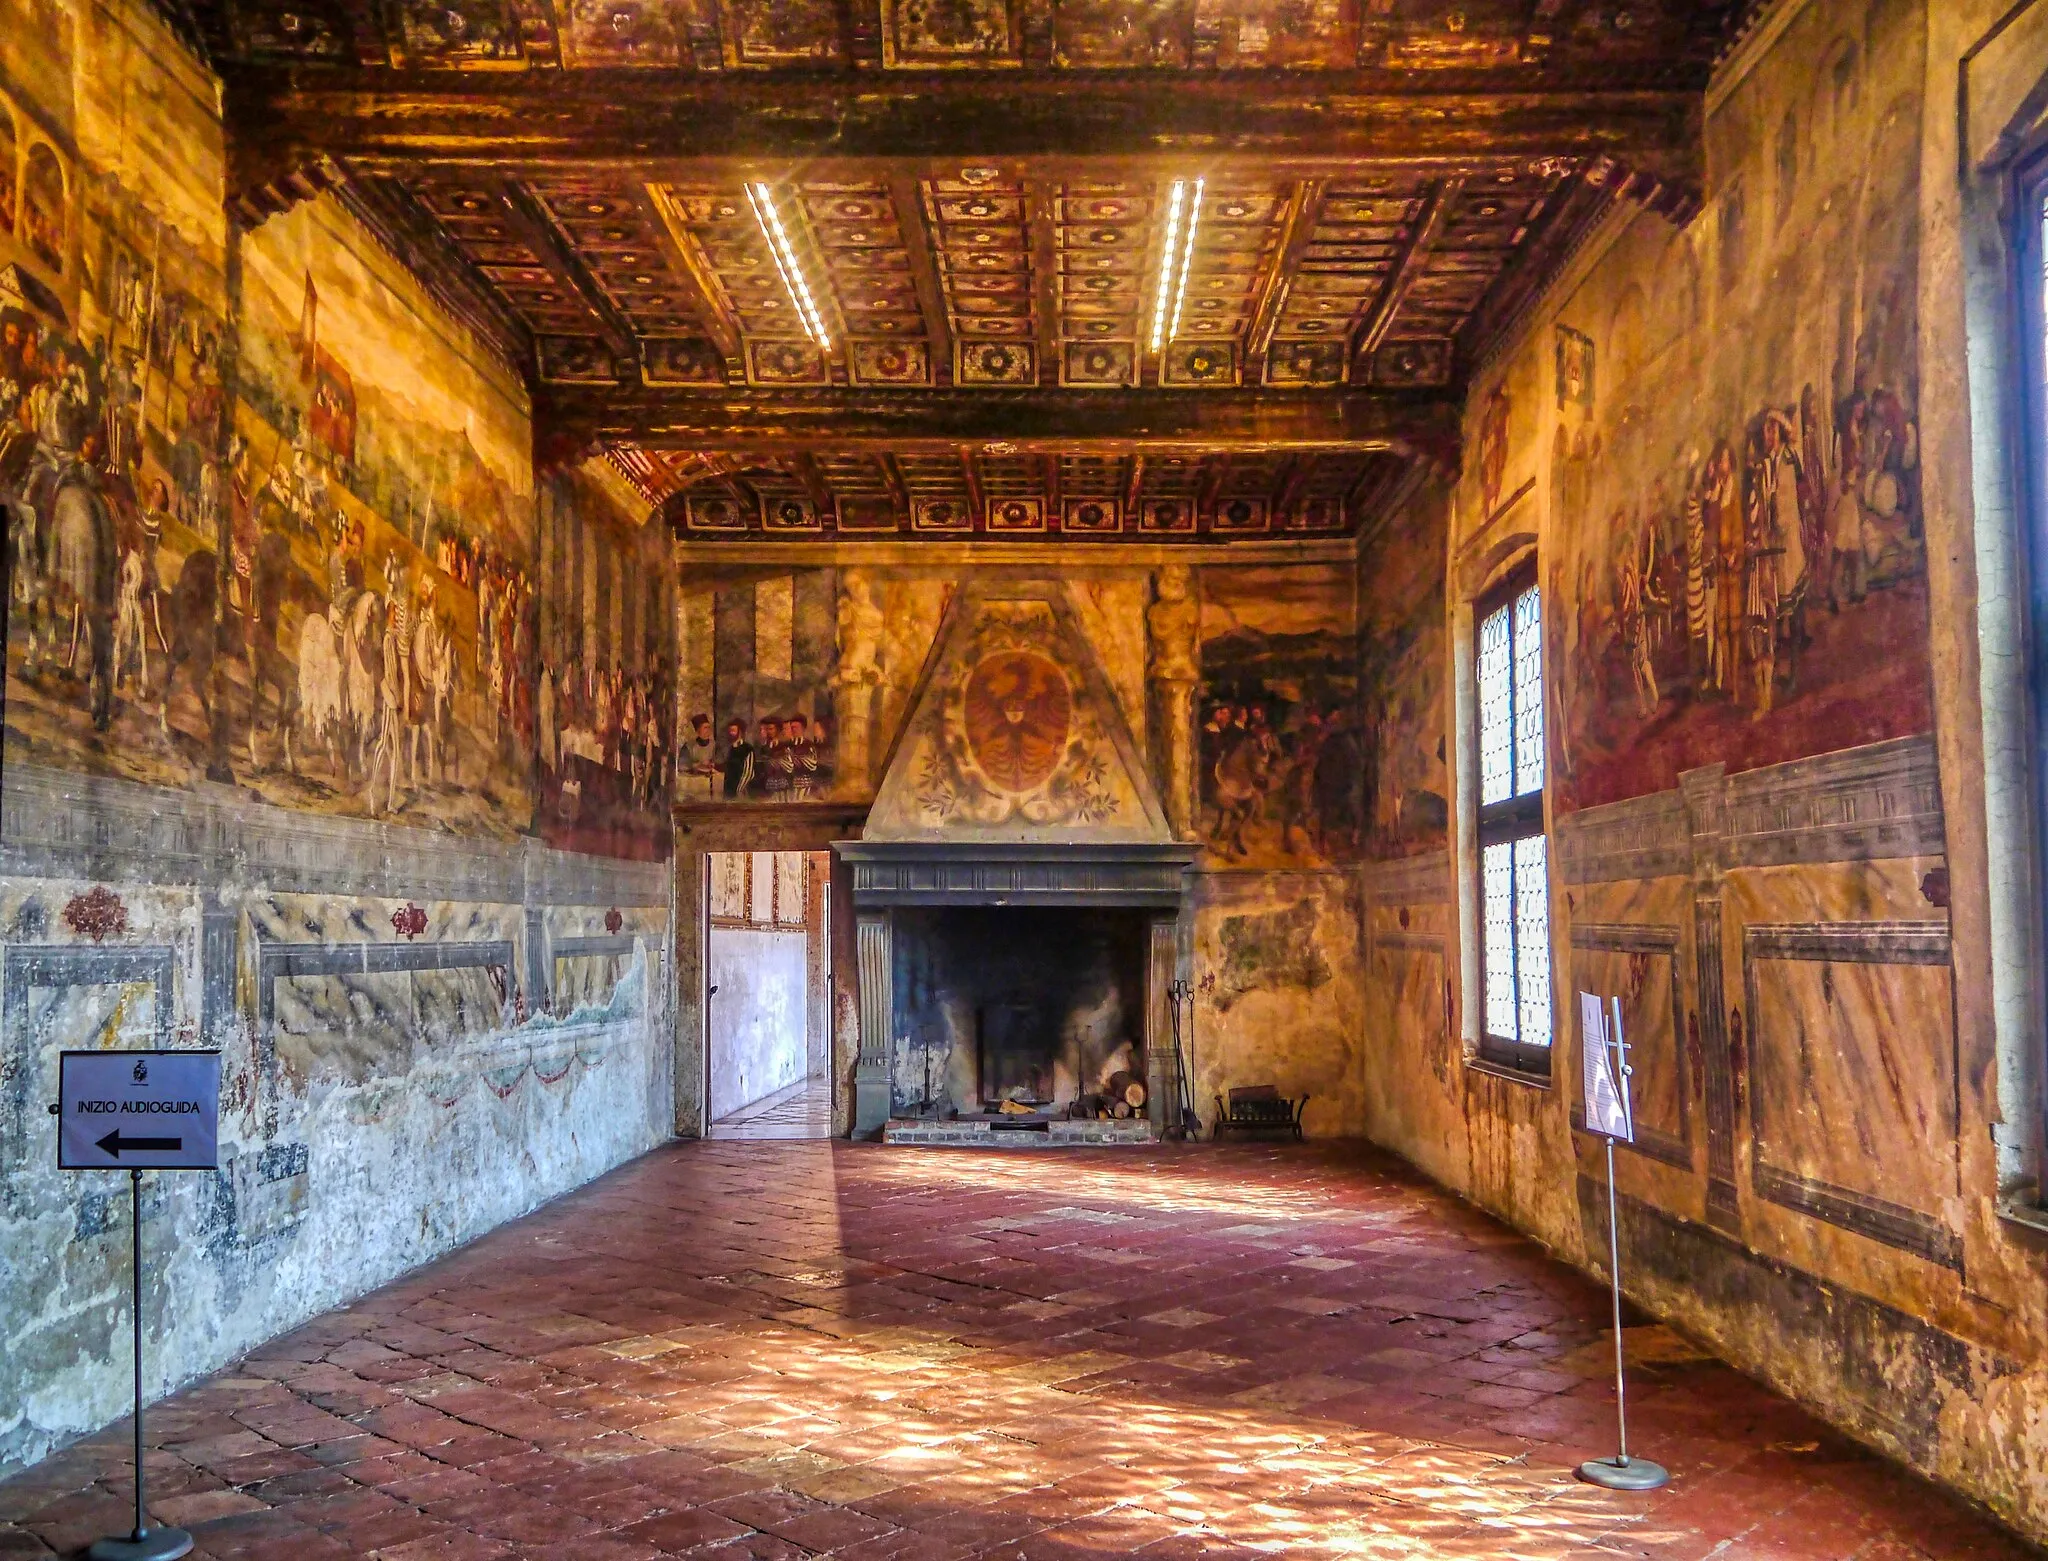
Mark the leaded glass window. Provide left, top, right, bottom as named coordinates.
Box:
left=1476, top=571, right=1552, bottom=1074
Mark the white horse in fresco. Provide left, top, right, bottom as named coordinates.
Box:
left=411, top=605, right=456, bottom=785
left=295, top=608, right=346, bottom=776
left=339, top=590, right=382, bottom=779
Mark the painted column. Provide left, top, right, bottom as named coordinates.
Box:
left=833, top=572, right=885, bottom=798
left=1680, top=763, right=1740, bottom=1232
left=672, top=833, right=707, bottom=1137
left=1147, top=566, right=1201, bottom=839
left=854, top=909, right=893, bottom=1138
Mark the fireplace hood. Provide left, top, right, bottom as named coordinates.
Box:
left=837, top=577, right=1194, bottom=909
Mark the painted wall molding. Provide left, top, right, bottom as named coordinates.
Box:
left=1556, top=735, right=1946, bottom=886
left=1, top=761, right=668, bottom=909
left=1566, top=921, right=1693, bottom=1170
left=1358, top=853, right=1452, bottom=907
left=1740, top=918, right=1960, bottom=1269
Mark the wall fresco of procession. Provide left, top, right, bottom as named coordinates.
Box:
left=1539, top=52, right=1928, bottom=812
left=675, top=564, right=841, bottom=805
left=534, top=467, right=677, bottom=859
left=2, top=179, right=545, bottom=839
left=0, top=35, right=237, bottom=785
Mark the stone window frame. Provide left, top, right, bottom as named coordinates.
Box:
left=1469, top=555, right=1554, bottom=1081
left=2008, top=137, right=2048, bottom=1225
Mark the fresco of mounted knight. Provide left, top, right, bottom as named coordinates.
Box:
left=2, top=242, right=540, bottom=839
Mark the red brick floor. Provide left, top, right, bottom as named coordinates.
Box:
left=0, top=1142, right=2035, bottom=1560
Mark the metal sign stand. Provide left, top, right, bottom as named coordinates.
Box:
left=93, top=1167, right=192, bottom=1561
left=58, top=1049, right=222, bottom=1561
left=1576, top=995, right=1669, bottom=1493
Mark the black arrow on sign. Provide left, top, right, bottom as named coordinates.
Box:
left=96, top=1130, right=182, bottom=1158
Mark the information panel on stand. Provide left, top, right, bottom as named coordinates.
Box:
left=58, top=1051, right=222, bottom=1171
left=1578, top=993, right=1634, bottom=1143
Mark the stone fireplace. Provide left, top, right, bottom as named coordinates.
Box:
left=836, top=577, right=1197, bottom=1143
left=837, top=842, right=1195, bottom=1141
left=894, top=907, right=1146, bottom=1115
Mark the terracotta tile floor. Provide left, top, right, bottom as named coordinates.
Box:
left=1, top=1142, right=2035, bottom=1560
left=710, top=1079, right=834, bottom=1141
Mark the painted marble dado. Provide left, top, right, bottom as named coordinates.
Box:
left=0, top=761, right=672, bottom=1480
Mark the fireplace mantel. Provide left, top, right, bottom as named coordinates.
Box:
left=835, top=840, right=1197, bottom=909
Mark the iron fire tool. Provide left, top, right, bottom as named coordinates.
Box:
left=1167, top=978, right=1199, bottom=1139
left=1576, top=993, right=1669, bottom=1492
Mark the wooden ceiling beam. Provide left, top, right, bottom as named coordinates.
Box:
left=224, top=67, right=1701, bottom=195
left=499, top=177, right=638, bottom=365
left=1244, top=176, right=1327, bottom=378
left=794, top=453, right=838, bottom=517
left=878, top=454, right=912, bottom=520
left=1271, top=454, right=1313, bottom=518
left=887, top=172, right=953, bottom=388
left=959, top=447, right=986, bottom=517
left=637, top=183, right=745, bottom=362
left=1352, top=174, right=1464, bottom=370
left=1027, top=176, right=1060, bottom=389
left=538, top=386, right=1459, bottom=457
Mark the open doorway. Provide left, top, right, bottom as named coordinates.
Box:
left=705, top=849, right=833, bottom=1138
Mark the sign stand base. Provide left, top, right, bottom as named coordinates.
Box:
left=87, top=1170, right=192, bottom=1561
left=1578, top=1455, right=1669, bottom=1492
left=89, top=1529, right=194, bottom=1561
left=1574, top=1133, right=1669, bottom=1495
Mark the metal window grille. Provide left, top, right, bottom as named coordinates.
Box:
left=1476, top=572, right=1552, bottom=1074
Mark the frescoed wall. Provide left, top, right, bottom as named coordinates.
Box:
left=1543, top=33, right=1927, bottom=813
left=0, top=6, right=230, bottom=781
left=0, top=0, right=674, bottom=1483
left=0, top=166, right=548, bottom=837
left=535, top=466, right=676, bottom=858
left=1359, top=488, right=1451, bottom=860
left=1350, top=0, right=2048, bottom=1543
left=1194, top=563, right=1363, bottom=867
left=676, top=563, right=840, bottom=803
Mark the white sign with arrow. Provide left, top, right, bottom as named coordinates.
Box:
left=59, top=1050, right=221, bottom=1171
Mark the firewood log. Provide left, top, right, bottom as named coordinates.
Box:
left=1106, top=1071, right=1147, bottom=1109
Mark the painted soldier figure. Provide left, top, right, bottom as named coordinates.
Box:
left=720, top=718, right=754, bottom=800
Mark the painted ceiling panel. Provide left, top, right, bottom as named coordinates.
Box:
left=624, top=445, right=1413, bottom=539
left=203, top=0, right=1754, bottom=75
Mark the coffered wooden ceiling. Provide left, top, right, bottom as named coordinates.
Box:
left=198, top=0, right=1762, bottom=542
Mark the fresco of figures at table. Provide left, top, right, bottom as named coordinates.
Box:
left=1547, top=71, right=1928, bottom=813
left=2, top=191, right=543, bottom=838
left=674, top=565, right=840, bottom=806
left=1195, top=564, right=1364, bottom=868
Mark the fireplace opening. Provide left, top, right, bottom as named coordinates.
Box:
left=892, top=906, right=1150, bottom=1122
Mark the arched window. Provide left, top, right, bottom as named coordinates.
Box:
left=22, top=143, right=65, bottom=271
